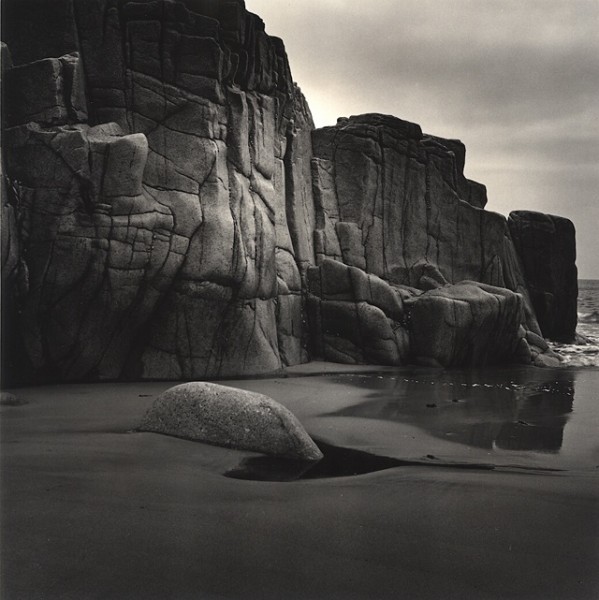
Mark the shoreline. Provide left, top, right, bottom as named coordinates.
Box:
left=2, top=364, right=598, bottom=599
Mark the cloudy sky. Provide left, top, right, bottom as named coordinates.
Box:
left=246, top=0, right=599, bottom=278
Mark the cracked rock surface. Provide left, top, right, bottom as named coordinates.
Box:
left=1, top=1, right=573, bottom=382
left=309, top=114, right=564, bottom=368
left=2, top=0, right=314, bottom=381
left=312, top=114, right=519, bottom=290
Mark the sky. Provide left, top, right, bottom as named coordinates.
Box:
left=246, top=0, right=599, bottom=278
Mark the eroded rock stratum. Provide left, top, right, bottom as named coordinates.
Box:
left=1, top=0, right=576, bottom=383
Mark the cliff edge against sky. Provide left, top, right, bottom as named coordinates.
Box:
left=1, top=0, right=577, bottom=383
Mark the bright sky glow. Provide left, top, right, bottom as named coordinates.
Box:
left=247, top=0, right=599, bottom=277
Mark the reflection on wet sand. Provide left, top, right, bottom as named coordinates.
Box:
left=326, top=370, right=575, bottom=454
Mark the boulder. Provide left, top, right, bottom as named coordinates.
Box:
left=405, top=281, right=526, bottom=367
left=306, top=259, right=410, bottom=365
left=508, top=211, right=578, bottom=342
left=532, top=352, right=562, bottom=369
left=139, top=382, right=323, bottom=461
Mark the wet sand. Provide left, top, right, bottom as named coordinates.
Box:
left=2, top=364, right=598, bottom=599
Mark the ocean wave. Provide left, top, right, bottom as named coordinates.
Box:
left=561, top=282, right=599, bottom=366
left=578, top=310, right=599, bottom=324
left=550, top=330, right=599, bottom=368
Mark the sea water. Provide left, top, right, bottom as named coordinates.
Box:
left=551, top=279, right=599, bottom=367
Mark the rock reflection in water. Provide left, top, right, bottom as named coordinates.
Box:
left=327, top=370, right=575, bottom=453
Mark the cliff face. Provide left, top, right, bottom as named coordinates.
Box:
left=508, top=211, right=578, bottom=342
left=307, top=115, right=558, bottom=368
left=1, top=0, right=574, bottom=382
left=312, top=114, right=521, bottom=291
left=2, top=0, right=315, bottom=381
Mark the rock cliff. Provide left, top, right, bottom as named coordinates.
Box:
left=307, top=115, right=561, bottom=368
left=1, top=0, right=573, bottom=382
left=508, top=211, right=578, bottom=342
left=2, top=0, right=315, bottom=381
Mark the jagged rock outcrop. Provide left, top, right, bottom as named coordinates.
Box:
left=305, top=258, right=547, bottom=368
left=308, top=115, right=559, bottom=368
left=139, top=382, right=323, bottom=460
left=508, top=211, right=578, bottom=343
left=1, top=1, right=570, bottom=382
left=306, top=258, right=411, bottom=365
left=2, top=0, right=314, bottom=381
left=312, top=114, right=519, bottom=291
left=405, top=282, right=528, bottom=367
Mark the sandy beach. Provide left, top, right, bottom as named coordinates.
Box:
left=2, top=363, right=598, bottom=600
left=2, top=0, right=597, bottom=597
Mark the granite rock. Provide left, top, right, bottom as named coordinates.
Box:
left=306, top=258, right=411, bottom=365
left=3, top=53, right=87, bottom=127
left=508, top=211, right=578, bottom=343
left=1, top=2, right=575, bottom=381
left=2, top=0, right=314, bottom=381
left=309, top=114, right=552, bottom=367
left=405, top=281, right=526, bottom=367
left=139, top=382, right=323, bottom=461
left=311, top=114, right=524, bottom=294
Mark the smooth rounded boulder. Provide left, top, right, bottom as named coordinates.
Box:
left=139, top=382, right=323, bottom=461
